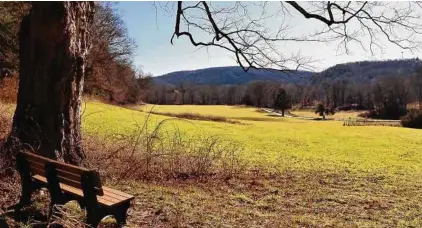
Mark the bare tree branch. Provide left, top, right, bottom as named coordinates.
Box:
left=168, top=1, right=422, bottom=72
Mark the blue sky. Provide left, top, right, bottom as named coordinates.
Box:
left=116, top=2, right=419, bottom=76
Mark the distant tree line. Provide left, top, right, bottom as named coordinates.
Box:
left=147, top=69, right=422, bottom=120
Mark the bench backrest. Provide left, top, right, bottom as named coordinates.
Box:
left=17, top=152, right=104, bottom=196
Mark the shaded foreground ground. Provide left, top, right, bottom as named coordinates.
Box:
left=1, top=102, right=422, bottom=227
left=2, top=169, right=422, bottom=227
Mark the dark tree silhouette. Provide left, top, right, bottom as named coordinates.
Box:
left=315, top=103, right=335, bottom=120
left=274, top=88, right=291, bottom=117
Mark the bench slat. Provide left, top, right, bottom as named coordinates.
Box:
left=28, top=159, right=81, bottom=182
left=29, top=166, right=83, bottom=189
left=101, top=188, right=133, bottom=202
left=28, top=165, right=102, bottom=195
left=23, top=152, right=102, bottom=192
left=32, top=175, right=133, bottom=207
left=26, top=156, right=86, bottom=175
left=20, top=152, right=133, bottom=207
left=103, top=186, right=134, bottom=199
left=29, top=165, right=45, bottom=176
left=18, top=151, right=134, bottom=226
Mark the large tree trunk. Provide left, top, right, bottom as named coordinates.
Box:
left=7, top=2, right=94, bottom=165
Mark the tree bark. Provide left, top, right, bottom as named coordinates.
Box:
left=7, top=2, right=94, bottom=165
left=419, top=99, right=422, bottom=111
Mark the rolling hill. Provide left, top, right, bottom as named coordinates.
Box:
left=153, top=59, right=422, bottom=86
left=310, top=58, right=422, bottom=85
left=152, top=66, right=313, bottom=86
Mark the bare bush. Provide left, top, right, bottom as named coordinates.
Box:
left=83, top=118, right=245, bottom=182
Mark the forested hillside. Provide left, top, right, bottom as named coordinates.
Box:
left=154, top=59, right=422, bottom=86
left=310, top=59, right=422, bottom=84
left=153, top=66, right=312, bottom=86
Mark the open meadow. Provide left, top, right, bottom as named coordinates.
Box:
left=4, top=1, right=422, bottom=227
left=99, top=103, right=422, bottom=176
left=82, top=102, right=422, bottom=227
left=2, top=101, right=422, bottom=227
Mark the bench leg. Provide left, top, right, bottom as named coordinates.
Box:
left=113, top=202, right=130, bottom=225
left=15, top=153, right=33, bottom=209
left=81, top=171, right=103, bottom=227
left=86, top=204, right=102, bottom=227
left=18, top=183, right=32, bottom=207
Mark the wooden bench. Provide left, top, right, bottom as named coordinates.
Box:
left=14, top=151, right=134, bottom=227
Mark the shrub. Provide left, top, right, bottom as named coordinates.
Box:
left=401, top=109, right=422, bottom=129
left=83, top=118, right=245, bottom=181
left=315, top=103, right=335, bottom=120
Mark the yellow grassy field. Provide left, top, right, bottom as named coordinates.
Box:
left=4, top=101, right=421, bottom=177
left=83, top=102, right=422, bottom=178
